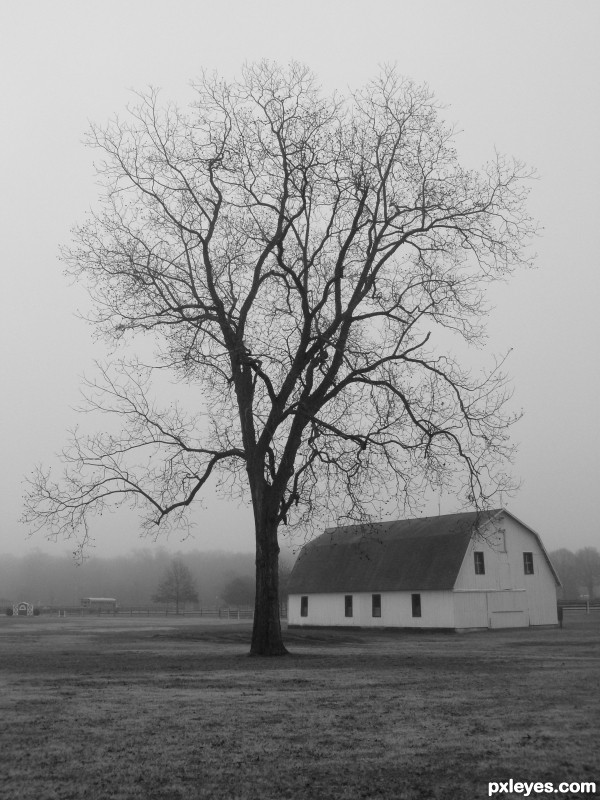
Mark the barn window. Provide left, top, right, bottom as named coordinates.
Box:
left=411, top=593, right=422, bottom=618
left=300, top=596, right=308, bottom=617
left=474, top=551, right=485, bottom=575
left=345, top=595, right=353, bottom=617
left=523, top=552, right=534, bottom=575
left=372, top=594, right=381, bottom=617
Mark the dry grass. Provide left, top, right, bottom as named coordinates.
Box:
left=0, top=614, right=598, bottom=799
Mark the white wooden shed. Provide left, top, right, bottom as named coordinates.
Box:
left=287, top=510, right=560, bottom=630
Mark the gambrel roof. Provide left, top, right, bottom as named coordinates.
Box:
left=287, top=509, right=559, bottom=594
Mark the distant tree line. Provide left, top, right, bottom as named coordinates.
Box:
left=7, top=542, right=594, bottom=609
left=550, top=547, right=600, bottom=601
left=0, top=547, right=294, bottom=609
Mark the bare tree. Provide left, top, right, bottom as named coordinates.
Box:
left=152, top=559, right=199, bottom=614
left=23, top=63, right=535, bottom=655
left=551, top=547, right=600, bottom=601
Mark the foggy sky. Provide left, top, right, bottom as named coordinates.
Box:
left=1, top=0, right=599, bottom=558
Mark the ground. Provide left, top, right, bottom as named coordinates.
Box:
left=0, top=613, right=598, bottom=800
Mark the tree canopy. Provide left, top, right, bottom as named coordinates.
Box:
left=551, top=547, right=600, bottom=601
left=24, top=63, right=536, bottom=654
left=152, top=559, right=199, bottom=613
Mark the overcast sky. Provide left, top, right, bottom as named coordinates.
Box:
left=1, top=0, right=598, bottom=559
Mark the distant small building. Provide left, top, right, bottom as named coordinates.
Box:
left=13, top=601, right=34, bottom=616
left=80, top=597, right=118, bottom=612
left=288, top=509, right=560, bottom=630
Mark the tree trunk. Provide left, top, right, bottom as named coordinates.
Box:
left=250, top=519, right=288, bottom=656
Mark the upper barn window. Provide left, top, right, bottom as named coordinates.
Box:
left=300, top=596, right=308, bottom=616
left=523, top=552, right=534, bottom=575
left=474, top=551, right=485, bottom=575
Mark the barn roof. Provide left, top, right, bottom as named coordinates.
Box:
left=82, top=597, right=117, bottom=602
left=287, top=510, right=499, bottom=594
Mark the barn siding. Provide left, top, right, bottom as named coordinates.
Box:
left=523, top=554, right=559, bottom=625
left=454, top=514, right=558, bottom=626
left=287, top=590, right=455, bottom=628
left=453, top=589, right=532, bottom=628
left=453, top=592, right=488, bottom=628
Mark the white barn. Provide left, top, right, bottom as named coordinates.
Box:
left=287, top=510, right=560, bottom=630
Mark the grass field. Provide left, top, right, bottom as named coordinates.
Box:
left=0, top=614, right=598, bottom=800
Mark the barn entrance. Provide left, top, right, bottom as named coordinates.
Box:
left=487, top=591, right=529, bottom=628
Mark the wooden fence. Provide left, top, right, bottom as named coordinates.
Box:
left=31, top=605, right=288, bottom=619
left=558, top=600, right=600, bottom=613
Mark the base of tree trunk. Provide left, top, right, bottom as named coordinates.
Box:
left=249, top=619, right=289, bottom=656
left=249, top=598, right=288, bottom=656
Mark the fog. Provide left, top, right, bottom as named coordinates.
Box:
left=0, top=548, right=264, bottom=608
left=1, top=1, right=599, bottom=560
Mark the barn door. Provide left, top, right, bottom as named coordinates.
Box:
left=488, top=592, right=528, bottom=628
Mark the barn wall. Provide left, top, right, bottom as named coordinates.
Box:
left=453, top=514, right=558, bottom=626
left=453, top=592, right=488, bottom=628
left=453, top=590, right=530, bottom=628
left=287, top=590, right=455, bottom=628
